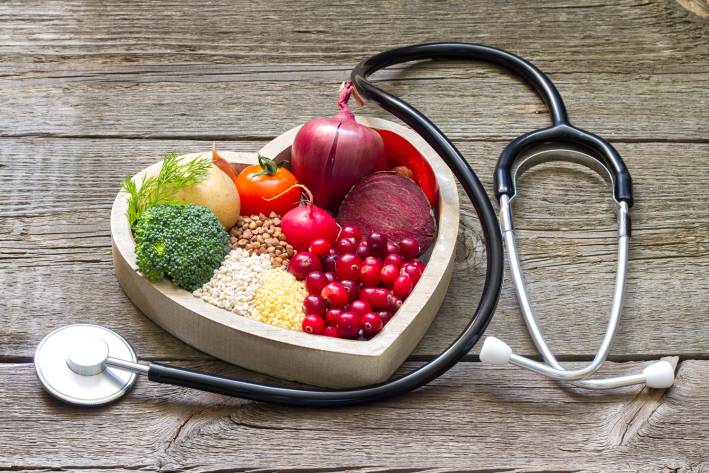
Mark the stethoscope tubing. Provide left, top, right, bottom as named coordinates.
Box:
left=150, top=43, right=634, bottom=402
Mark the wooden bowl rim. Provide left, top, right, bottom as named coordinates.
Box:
left=110, top=116, right=459, bottom=358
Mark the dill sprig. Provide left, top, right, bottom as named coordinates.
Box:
left=122, top=150, right=212, bottom=230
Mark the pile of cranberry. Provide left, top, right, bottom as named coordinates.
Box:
left=288, top=225, right=426, bottom=339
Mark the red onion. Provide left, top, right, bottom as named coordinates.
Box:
left=291, top=81, right=387, bottom=211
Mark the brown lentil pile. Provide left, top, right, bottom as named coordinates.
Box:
left=229, top=212, right=295, bottom=270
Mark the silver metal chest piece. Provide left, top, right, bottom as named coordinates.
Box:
left=34, top=324, right=138, bottom=406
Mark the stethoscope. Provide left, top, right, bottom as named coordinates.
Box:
left=34, top=43, right=674, bottom=408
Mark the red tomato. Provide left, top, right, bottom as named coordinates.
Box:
left=376, top=129, right=439, bottom=207
left=236, top=154, right=301, bottom=216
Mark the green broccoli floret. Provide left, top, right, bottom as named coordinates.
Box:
left=133, top=203, right=229, bottom=291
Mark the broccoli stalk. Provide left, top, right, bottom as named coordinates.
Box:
left=133, top=204, right=229, bottom=291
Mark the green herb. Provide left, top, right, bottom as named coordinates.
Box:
left=122, top=150, right=212, bottom=230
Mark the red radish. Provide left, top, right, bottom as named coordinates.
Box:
left=281, top=186, right=339, bottom=252
left=291, top=81, right=388, bottom=211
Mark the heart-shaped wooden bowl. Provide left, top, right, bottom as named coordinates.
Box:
left=111, top=116, right=459, bottom=388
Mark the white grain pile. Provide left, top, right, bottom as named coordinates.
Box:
left=193, top=248, right=272, bottom=317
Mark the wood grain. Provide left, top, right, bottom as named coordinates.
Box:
left=0, top=0, right=705, bottom=73
left=0, top=66, right=707, bottom=142
left=5, top=357, right=709, bottom=472
left=1, top=0, right=708, bottom=469
left=2, top=138, right=707, bottom=360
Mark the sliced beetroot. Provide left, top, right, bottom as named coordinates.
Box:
left=336, top=171, right=436, bottom=251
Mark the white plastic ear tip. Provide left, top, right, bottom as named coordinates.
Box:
left=479, top=337, right=512, bottom=365
left=643, top=360, right=675, bottom=389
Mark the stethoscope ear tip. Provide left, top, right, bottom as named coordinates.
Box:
left=479, top=337, right=512, bottom=365
left=643, top=360, right=675, bottom=389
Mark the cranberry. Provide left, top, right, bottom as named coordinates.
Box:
left=376, top=310, right=393, bottom=325
left=356, top=240, right=371, bottom=258
left=363, top=256, right=383, bottom=271
left=301, top=314, right=325, bottom=335
left=410, top=259, right=426, bottom=272
left=349, top=299, right=372, bottom=317
left=340, top=225, right=362, bottom=242
left=399, top=237, right=421, bottom=259
left=305, top=271, right=328, bottom=295
left=336, top=237, right=357, bottom=255
left=335, top=254, right=362, bottom=280
left=288, top=252, right=322, bottom=280
left=400, top=263, right=423, bottom=284
left=321, top=254, right=338, bottom=273
left=359, top=264, right=381, bottom=287
left=325, top=309, right=343, bottom=327
left=308, top=239, right=331, bottom=258
left=388, top=295, right=403, bottom=313
left=393, top=275, right=414, bottom=300
left=303, top=294, right=326, bottom=316
left=323, top=271, right=337, bottom=283
left=337, top=312, right=361, bottom=339
left=340, top=279, right=360, bottom=302
left=367, top=232, right=388, bottom=255
left=380, top=264, right=400, bottom=287
left=361, top=312, right=384, bottom=337
left=321, top=282, right=349, bottom=308
left=384, top=253, right=404, bottom=267
left=386, top=240, right=400, bottom=255
left=360, top=287, right=377, bottom=305
left=370, top=287, right=391, bottom=310
left=323, top=326, right=339, bottom=337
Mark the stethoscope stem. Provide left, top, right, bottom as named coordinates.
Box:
left=105, top=357, right=149, bottom=375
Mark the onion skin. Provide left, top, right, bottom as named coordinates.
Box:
left=281, top=202, right=340, bottom=252
left=291, top=82, right=387, bottom=212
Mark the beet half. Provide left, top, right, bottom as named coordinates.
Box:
left=336, top=171, right=436, bottom=250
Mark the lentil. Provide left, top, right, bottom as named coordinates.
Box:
left=230, top=212, right=294, bottom=270
left=249, top=268, right=307, bottom=330
left=193, top=248, right=271, bottom=317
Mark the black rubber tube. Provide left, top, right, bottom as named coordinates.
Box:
left=147, top=43, right=517, bottom=407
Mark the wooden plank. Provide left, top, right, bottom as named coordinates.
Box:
left=0, top=0, right=705, bottom=74
left=1, top=138, right=707, bottom=361
left=5, top=357, right=709, bottom=471
left=0, top=66, right=707, bottom=141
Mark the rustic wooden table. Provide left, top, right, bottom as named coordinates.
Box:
left=1, top=1, right=708, bottom=471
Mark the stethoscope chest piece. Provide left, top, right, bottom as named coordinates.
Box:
left=34, top=324, right=138, bottom=406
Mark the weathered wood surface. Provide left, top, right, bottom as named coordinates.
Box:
left=2, top=138, right=707, bottom=359
left=5, top=357, right=709, bottom=472
left=1, top=0, right=708, bottom=470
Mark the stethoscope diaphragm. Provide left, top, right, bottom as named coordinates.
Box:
left=34, top=324, right=138, bottom=406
